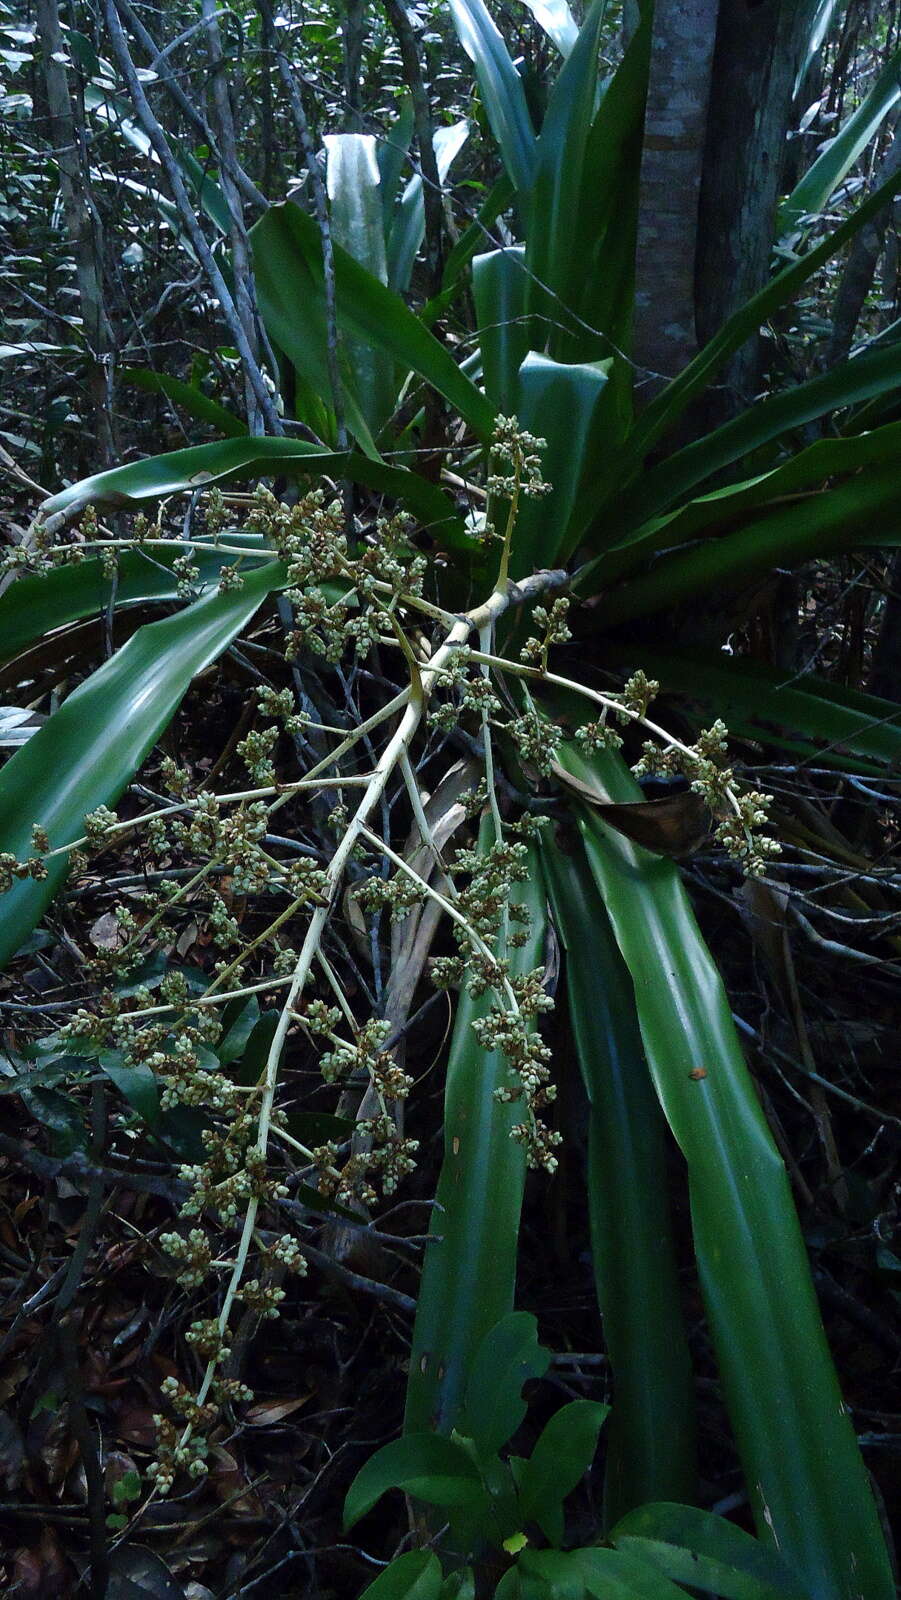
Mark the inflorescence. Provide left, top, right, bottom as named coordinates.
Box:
left=2, top=419, right=778, bottom=1492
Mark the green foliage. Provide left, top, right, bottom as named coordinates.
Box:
left=4, top=3, right=900, bottom=1597
left=350, top=1313, right=804, bottom=1600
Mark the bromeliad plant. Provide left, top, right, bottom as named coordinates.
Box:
left=0, top=420, right=893, bottom=1599
left=4, top=1, right=901, bottom=1595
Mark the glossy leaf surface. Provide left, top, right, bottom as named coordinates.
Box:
left=404, top=841, right=547, bottom=1436
left=0, top=561, right=284, bottom=970
left=343, top=1433, right=482, bottom=1529
left=541, top=838, right=696, bottom=1523
left=554, top=740, right=894, bottom=1600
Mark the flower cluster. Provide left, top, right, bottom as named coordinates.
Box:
left=487, top=415, right=553, bottom=501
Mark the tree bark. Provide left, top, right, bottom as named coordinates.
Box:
left=695, top=0, right=818, bottom=413
left=633, top=0, right=720, bottom=383
left=828, top=119, right=901, bottom=363
left=343, top=0, right=366, bottom=130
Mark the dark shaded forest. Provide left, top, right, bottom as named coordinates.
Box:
left=1, top=2, right=900, bottom=1596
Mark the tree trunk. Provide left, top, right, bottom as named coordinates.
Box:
left=633, top=0, right=720, bottom=383
left=695, top=0, right=818, bottom=413
left=828, top=119, right=901, bottom=363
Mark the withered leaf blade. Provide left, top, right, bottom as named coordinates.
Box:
left=552, top=763, right=712, bottom=858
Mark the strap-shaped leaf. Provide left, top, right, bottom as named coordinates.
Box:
left=554, top=741, right=894, bottom=1600
left=405, top=839, right=547, bottom=1437
left=509, top=351, right=610, bottom=575
left=447, top=0, right=537, bottom=194
left=473, top=247, right=531, bottom=414
left=39, top=437, right=467, bottom=548
left=0, top=561, right=286, bottom=971
left=780, top=42, right=901, bottom=237
left=524, top=0, right=607, bottom=360
left=118, top=369, right=248, bottom=437
left=541, top=838, right=696, bottom=1523
left=0, top=541, right=264, bottom=668
left=378, top=96, right=416, bottom=220
left=252, top=201, right=495, bottom=443
left=609, top=340, right=901, bottom=539
left=594, top=461, right=901, bottom=626
left=519, top=0, right=578, bottom=56
left=388, top=121, right=470, bottom=294
left=324, top=133, right=395, bottom=432
left=614, top=160, right=901, bottom=483
left=600, top=644, right=901, bottom=777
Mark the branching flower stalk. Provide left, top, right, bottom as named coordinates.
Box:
left=1, top=423, right=780, bottom=1494
left=151, top=559, right=567, bottom=1476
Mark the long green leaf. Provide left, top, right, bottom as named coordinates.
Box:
left=541, top=837, right=696, bottom=1524
left=600, top=645, right=901, bottom=776
left=609, top=160, right=901, bottom=486
left=85, top=81, right=231, bottom=234
left=437, top=173, right=516, bottom=298
left=568, top=12, right=649, bottom=358
left=0, top=539, right=265, bottom=667
left=795, top=0, right=847, bottom=96
left=388, top=121, right=470, bottom=294
left=325, top=132, right=395, bottom=433
left=780, top=43, right=901, bottom=237
left=610, top=341, right=901, bottom=538
left=524, top=0, right=607, bottom=360
left=582, top=418, right=901, bottom=589
left=554, top=741, right=894, bottom=1600
left=447, top=0, right=537, bottom=194
left=473, top=247, right=531, bottom=414
left=509, top=352, right=610, bottom=574
left=594, top=462, right=901, bottom=626
left=404, top=838, right=547, bottom=1436
left=251, top=202, right=495, bottom=444
left=377, top=96, right=416, bottom=220
left=519, top=0, right=578, bottom=56
left=118, top=368, right=248, bottom=437
left=40, top=436, right=467, bottom=547
left=0, top=561, right=285, bottom=971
